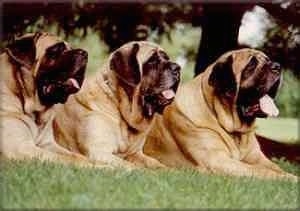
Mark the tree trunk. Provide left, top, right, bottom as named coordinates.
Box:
left=194, top=4, right=252, bottom=75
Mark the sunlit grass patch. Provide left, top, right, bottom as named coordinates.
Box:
left=256, top=117, right=299, bottom=144
left=1, top=159, right=299, bottom=209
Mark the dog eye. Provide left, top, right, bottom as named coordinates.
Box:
left=146, top=52, right=160, bottom=65
left=46, top=42, right=66, bottom=59
left=146, top=60, right=157, bottom=66
left=247, top=57, right=258, bottom=69
left=158, top=50, right=170, bottom=60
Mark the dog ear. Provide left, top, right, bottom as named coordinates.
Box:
left=241, top=56, right=258, bottom=81
left=208, top=55, right=237, bottom=101
left=110, top=43, right=141, bottom=98
left=110, top=43, right=141, bottom=86
left=6, top=33, right=42, bottom=69
left=45, top=42, right=67, bottom=59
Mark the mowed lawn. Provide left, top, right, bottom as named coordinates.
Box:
left=1, top=159, right=299, bottom=209
left=256, top=117, right=299, bottom=144
left=1, top=118, right=299, bottom=209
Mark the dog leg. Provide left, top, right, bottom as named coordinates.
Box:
left=177, top=131, right=297, bottom=181
left=36, top=125, right=91, bottom=161
left=245, top=150, right=284, bottom=172
left=41, top=140, right=93, bottom=161
left=125, top=151, right=166, bottom=169
left=193, top=151, right=298, bottom=182
left=84, top=151, right=137, bottom=170
left=241, top=140, right=297, bottom=179
left=252, top=152, right=297, bottom=180
left=1, top=141, right=108, bottom=169
left=0, top=117, right=104, bottom=168
left=76, top=116, right=138, bottom=169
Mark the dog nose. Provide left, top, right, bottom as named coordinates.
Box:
left=271, top=62, right=281, bottom=72
left=170, top=62, right=181, bottom=72
left=73, top=49, right=88, bottom=59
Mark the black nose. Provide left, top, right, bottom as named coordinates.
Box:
left=73, top=49, right=88, bottom=59
left=168, top=62, right=181, bottom=82
left=170, top=62, right=180, bottom=72
left=271, top=62, right=281, bottom=71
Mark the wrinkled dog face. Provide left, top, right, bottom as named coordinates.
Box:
left=110, top=42, right=181, bottom=118
left=7, top=33, right=88, bottom=107
left=140, top=49, right=180, bottom=117
left=209, top=49, right=282, bottom=123
left=36, top=42, right=88, bottom=106
left=237, top=55, right=281, bottom=121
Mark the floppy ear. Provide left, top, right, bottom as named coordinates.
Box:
left=110, top=43, right=141, bottom=86
left=110, top=43, right=141, bottom=99
left=208, top=55, right=237, bottom=101
left=240, top=56, right=258, bottom=81
left=6, top=33, right=42, bottom=69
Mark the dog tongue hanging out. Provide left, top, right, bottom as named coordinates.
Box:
left=144, top=49, right=297, bottom=181
left=259, top=95, right=279, bottom=117
left=162, top=89, right=176, bottom=99
left=236, top=55, right=282, bottom=123
left=53, top=41, right=181, bottom=169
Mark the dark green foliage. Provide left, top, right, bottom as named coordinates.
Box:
left=276, top=71, right=300, bottom=117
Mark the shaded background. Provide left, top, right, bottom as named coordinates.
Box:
left=1, top=0, right=299, bottom=118
left=1, top=3, right=300, bottom=208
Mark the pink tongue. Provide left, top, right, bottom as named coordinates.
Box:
left=259, top=95, right=279, bottom=117
left=162, top=89, right=175, bottom=99
left=66, top=78, right=80, bottom=89
left=44, top=85, right=53, bottom=94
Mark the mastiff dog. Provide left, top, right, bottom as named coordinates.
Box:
left=144, top=48, right=297, bottom=181
left=0, top=32, right=95, bottom=166
left=53, top=41, right=181, bottom=168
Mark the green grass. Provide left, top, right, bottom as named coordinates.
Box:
left=256, top=118, right=299, bottom=144
left=1, top=159, right=299, bottom=209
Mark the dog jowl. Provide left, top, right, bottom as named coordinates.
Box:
left=0, top=32, right=95, bottom=167
left=110, top=43, right=181, bottom=118
left=208, top=50, right=282, bottom=123
left=141, top=50, right=180, bottom=117
left=237, top=56, right=281, bottom=121
left=7, top=33, right=88, bottom=107
left=36, top=42, right=88, bottom=106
